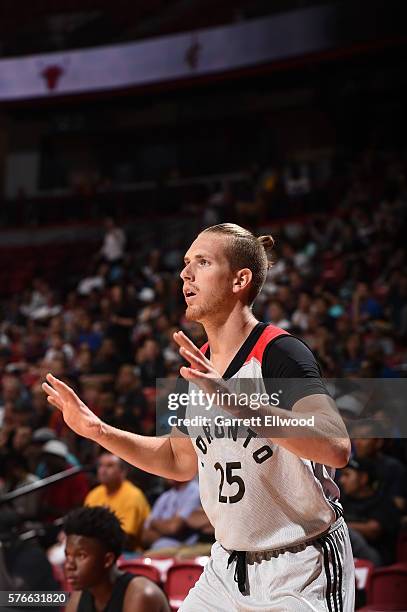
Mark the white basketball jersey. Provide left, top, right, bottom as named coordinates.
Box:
left=186, top=324, right=341, bottom=552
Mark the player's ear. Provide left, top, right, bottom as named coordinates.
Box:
left=232, top=268, right=252, bottom=294
left=103, top=552, right=116, bottom=569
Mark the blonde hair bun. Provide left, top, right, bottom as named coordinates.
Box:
left=257, top=235, right=275, bottom=252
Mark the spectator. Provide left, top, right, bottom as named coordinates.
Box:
left=352, top=424, right=406, bottom=511
left=40, top=440, right=89, bottom=522
left=342, top=334, right=364, bottom=375
left=141, top=478, right=201, bottom=551
left=44, top=333, right=74, bottom=366
left=185, top=506, right=215, bottom=544
left=1, top=452, right=40, bottom=520
left=352, top=282, right=383, bottom=327
left=30, top=383, right=54, bottom=430
left=264, top=300, right=291, bottom=330
left=76, top=312, right=102, bottom=354
left=339, top=458, right=400, bottom=564
left=77, top=263, right=109, bottom=297
left=137, top=339, right=166, bottom=387
left=100, top=217, right=126, bottom=265
left=115, top=365, right=146, bottom=411
left=30, top=428, right=80, bottom=478
left=11, top=425, right=32, bottom=454
left=84, top=453, right=150, bottom=551
left=291, top=292, right=311, bottom=332
left=63, top=506, right=170, bottom=612
left=107, top=286, right=136, bottom=362
left=91, top=338, right=122, bottom=379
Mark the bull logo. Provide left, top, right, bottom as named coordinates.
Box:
left=38, top=58, right=69, bottom=91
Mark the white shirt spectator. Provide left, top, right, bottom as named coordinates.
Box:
left=101, top=226, right=126, bottom=262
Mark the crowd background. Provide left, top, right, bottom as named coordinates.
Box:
left=0, top=1, right=406, bottom=606
left=0, top=145, right=406, bottom=568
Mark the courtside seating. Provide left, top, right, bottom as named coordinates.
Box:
left=164, top=561, right=204, bottom=611
left=354, top=558, right=375, bottom=591
left=117, top=558, right=162, bottom=585
left=396, top=531, right=407, bottom=563
left=360, top=563, right=407, bottom=610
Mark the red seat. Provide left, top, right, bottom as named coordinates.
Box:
left=364, top=563, right=407, bottom=610
left=117, top=559, right=162, bottom=584
left=354, top=558, right=375, bottom=591
left=164, top=562, right=203, bottom=611
left=396, top=531, right=407, bottom=563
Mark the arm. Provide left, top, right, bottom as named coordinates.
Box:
left=42, top=374, right=198, bottom=481
left=347, top=519, right=382, bottom=541
left=254, top=336, right=350, bottom=466
left=248, top=393, right=350, bottom=468
left=124, top=577, right=170, bottom=612
left=174, top=331, right=350, bottom=468
left=141, top=525, right=162, bottom=548
left=186, top=508, right=215, bottom=535
left=149, top=515, right=186, bottom=537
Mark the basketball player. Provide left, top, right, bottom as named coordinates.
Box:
left=43, top=224, right=355, bottom=611
left=64, top=506, right=169, bottom=612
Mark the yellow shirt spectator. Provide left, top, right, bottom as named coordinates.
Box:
left=85, top=453, right=150, bottom=550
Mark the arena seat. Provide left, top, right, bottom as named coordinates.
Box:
left=396, top=531, right=407, bottom=563
left=354, top=558, right=375, bottom=591
left=117, top=558, right=162, bottom=584
left=164, top=561, right=204, bottom=611
left=360, top=563, right=407, bottom=610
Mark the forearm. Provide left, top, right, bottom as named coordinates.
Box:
left=150, top=516, right=184, bottom=537
left=347, top=520, right=381, bottom=541
left=226, top=395, right=350, bottom=467
left=258, top=404, right=349, bottom=467
left=141, top=527, right=161, bottom=548
left=186, top=510, right=210, bottom=530
left=95, top=423, right=197, bottom=480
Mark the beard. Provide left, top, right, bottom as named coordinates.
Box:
left=184, top=290, right=228, bottom=323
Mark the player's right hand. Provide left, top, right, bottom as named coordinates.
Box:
left=42, top=373, right=103, bottom=441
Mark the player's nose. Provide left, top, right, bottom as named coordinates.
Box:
left=180, top=263, right=194, bottom=281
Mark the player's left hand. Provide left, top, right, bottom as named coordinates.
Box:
left=173, top=331, right=225, bottom=395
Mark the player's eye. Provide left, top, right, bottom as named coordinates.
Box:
left=199, top=259, right=209, bottom=266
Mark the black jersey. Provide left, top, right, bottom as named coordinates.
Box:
left=77, top=572, right=134, bottom=612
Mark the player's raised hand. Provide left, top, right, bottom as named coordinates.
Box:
left=42, top=373, right=102, bottom=441
left=173, top=330, right=224, bottom=394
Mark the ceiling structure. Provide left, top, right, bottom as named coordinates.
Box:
left=0, top=0, right=331, bottom=58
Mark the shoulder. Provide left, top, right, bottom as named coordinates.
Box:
left=65, top=590, right=81, bottom=612
left=262, top=334, right=321, bottom=377
left=122, top=480, right=149, bottom=501
left=265, top=334, right=317, bottom=361
left=124, top=576, right=168, bottom=611
left=84, top=484, right=105, bottom=504
left=261, top=334, right=327, bottom=408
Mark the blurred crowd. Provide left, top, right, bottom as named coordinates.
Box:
left=0, top=148, right=406, bottom=571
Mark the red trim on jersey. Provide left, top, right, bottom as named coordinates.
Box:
left=199, top=324, right=289, bottom=363
left=244, top=324, right=290, bottom=365
left=200, top=341, right=209, bottom=355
